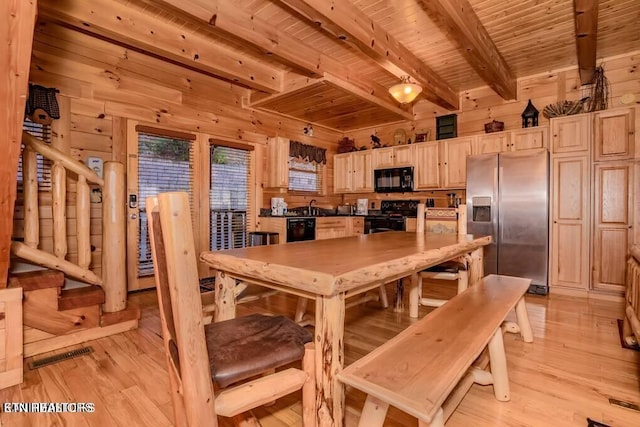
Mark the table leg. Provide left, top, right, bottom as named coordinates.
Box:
left=467, top=247, right=484, bottom=287
left=214, top=270, right=237, bottom=322
left=315, top=293, right=346, bottom=427
left=409, top=273, right=419, bottom=318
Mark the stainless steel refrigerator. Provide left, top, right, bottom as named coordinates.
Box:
left=466, top=149, right=549, bottom=294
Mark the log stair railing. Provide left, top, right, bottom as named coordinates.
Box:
left=11, top=131, right=128, bottom=313
left=623, top=245, right=640, bottom=346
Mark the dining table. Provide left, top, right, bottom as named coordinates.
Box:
left=201, top=231, right=491, bottom=427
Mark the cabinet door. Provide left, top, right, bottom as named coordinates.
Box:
left=475, top=132, right=508, bottom=154
left=414, top=141, right=440, bottom=189
left=372, top=147, right=395, bottom=169
left=316, top=218, right=347, bottom=240
left=549, top=156, right=590, bottom=289
left=393, top=145, right=414, bottom=166
left=592, top=162, right=633, bottom=292
left=441, top=137, right=472, bottom=188
left=593, top=108, right=635, bottom=161
left=351, top=151, right=372, bottom=192
left=550, top=114, right=590, bottom=154
left=511, top=127, right=547, bottom=151
left=347, top=217, right=364, bottom=236
left=266, top=137, right=289, bottom=188
left=333, top=153, right=353, bottom=193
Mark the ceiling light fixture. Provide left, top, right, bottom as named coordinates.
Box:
left=388, top=75, right=422, bottom=104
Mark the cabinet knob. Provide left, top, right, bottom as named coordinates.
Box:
left=629, top=225, right=633, bottom=229
left=553, top=221, right=557, bottom=224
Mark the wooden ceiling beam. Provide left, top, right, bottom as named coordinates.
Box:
left=143, top=0, right=412, bottom=120
left=417, top=0, right=516, bottom=100
left=574, top=0, right=598, bottom=85
left=276, top=0, right=459, bottom=110
left=37, top=0, right=283, bottom=93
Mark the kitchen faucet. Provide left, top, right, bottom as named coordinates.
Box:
left=308, top=199, right=317, bottom=216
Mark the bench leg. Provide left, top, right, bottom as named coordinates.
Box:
left=488, top=329, right=510, bottom=402
left=295, top=298, right=308, bottom=323
left=358, top=395, right=389, bottom=427
left=418, top=407, right=444, bottom=427
left=378, top=284, right=389, bottom=308
left=515, top=297, right=534, bottom=343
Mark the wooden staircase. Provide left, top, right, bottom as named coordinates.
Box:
left=8, top=269, right=140, bottom=357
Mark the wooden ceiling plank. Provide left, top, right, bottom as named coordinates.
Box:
left=38, top=0, right=283, bottom=93
left=574, top=0, right=598, bottom=85
left=276, top=0, right=459, bottom=110
left=146, top=0, right=411, bottom=122
left=417, top=0, right=516, bottom=100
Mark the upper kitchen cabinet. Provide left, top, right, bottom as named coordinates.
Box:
left=266, top=137, right=289, bottom=188
left=441, top=137, right=473, bottom=189
left=550, top=114, right=590, bottom=154
left=372, top=145, right=414, bottom=169
left=474, top=127, right=548, bottom=155
left=511, top=127, right=548, bottom=151
left=414, top=141, right=441, bottom=190
left=593, top=107, right=635, bottom=161
left=333, top=150, right=372, bottom=194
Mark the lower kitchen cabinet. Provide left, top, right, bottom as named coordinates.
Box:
left=316, top=217, right=364, bottom=240
left=592, top=161, right=634, bottom=292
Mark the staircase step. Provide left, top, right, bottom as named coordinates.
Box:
left=8, top=270, right=64, bottom=292
left=58, top=286, right=105, bottom=311
left=100, top=304, right=141, bottom=327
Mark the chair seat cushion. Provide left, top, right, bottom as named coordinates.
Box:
left=205, top=313, right=312, bottom=388
left=424, top=260, right=466, bottom=273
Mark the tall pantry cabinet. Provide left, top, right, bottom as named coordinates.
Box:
left=549, top=107, right=636, bottom=294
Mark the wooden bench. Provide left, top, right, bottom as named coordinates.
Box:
left=338, top=274, right=533, bottom=427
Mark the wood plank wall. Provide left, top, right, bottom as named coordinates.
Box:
left=346, top=51, right=640, bottom=149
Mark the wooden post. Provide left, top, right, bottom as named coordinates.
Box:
left=52, top=162, right=67, bottom=259
left=457, top=204, right=467, bottom=235
left=22, top=147, right=39, bottom=248
left=416, top=203, right=425, bottom=233
left=0, top=0, right=37, bottom=287
left=102, top=161, right=126, bottom=312
left=214, top=270, right=237, bottom=322
left=76, top=175, right=91, bottom=270
left=487, top=328, right=510, bottom=402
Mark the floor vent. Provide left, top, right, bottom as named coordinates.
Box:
left=608, top=398, right=640, bottom=412
left=29, top=346, right=94, bottom=370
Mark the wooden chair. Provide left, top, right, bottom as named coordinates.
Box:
left=147, top=192, right=316, bottom=427
left=417, top=204, right=469, bottom=308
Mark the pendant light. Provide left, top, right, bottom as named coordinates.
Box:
left=388, top=75, right=422, bottom=104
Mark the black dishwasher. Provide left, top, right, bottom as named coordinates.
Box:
left=286, top=218, right=316, bottom=242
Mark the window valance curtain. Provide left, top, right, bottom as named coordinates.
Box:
left=289, top=140, right=326, bottom=165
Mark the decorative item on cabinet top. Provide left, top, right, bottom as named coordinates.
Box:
left=337, top=137, right=356, bottom=153
left=542, top=98, right=588, bottom=118
left=393, top=128, right=407, bottom=145
left=521, top=100, right=539, bottom=128
left=414, top=130, right=430, bottom=143
left=484, top=120, right=504, bottom=133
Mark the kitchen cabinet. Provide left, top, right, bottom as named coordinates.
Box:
left=511, top=127, right=548, bottom=151
left=593, top=107, right=635, bottom=161
left=592, top=161, right=633, bottom=292
left=333, top=151, right=372, bottom=194
left=257, top=217, right=288, bottom=244
left=316, top=217, right=363, bottom=240
left=333, top=153, right=352, bottom=193
left=414, top=141, right=440, bottom=189
left=441, top=137, right=473, bottom=189
left=550, top=114, right=590, bottom=154
left=474, top=127, right=547, bottom=155
left=347, top=217, right=364, bottom=236
left=549, top=155, right=590, bottom=290
left=266, top=136, right=289, bottom=188
left=372, top=145, right=414, bottom=169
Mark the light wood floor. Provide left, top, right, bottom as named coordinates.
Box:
left=1, top=282, right=640, bottom=427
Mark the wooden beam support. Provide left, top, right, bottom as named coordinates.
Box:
left=37, top=0, right=283, bottom=93
left=1, top=0, right=38, bottom=287
left=417, top=0, right=516, bottom=100
left=277, top=0, right=459, bottom=110
left=574, top=0, right=598, bottom=85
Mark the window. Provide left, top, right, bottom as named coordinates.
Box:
left=136, top=132, right=194, bottom=277
left=210, top=144, right=252, bottom=250
left=288, top=156, right=324, bottom=193
left=17, top=118, right=52, bottom=192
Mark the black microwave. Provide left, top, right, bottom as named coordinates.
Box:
left=374, top=166, right=414, bottom=193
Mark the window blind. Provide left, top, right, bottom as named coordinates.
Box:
left=17, top=118, right=52, bottom=192
left=210, top=144, right=252, bottom=250
left=288, top=156, right=324, bottom=193
left=137, top=132, right=195, bottom=277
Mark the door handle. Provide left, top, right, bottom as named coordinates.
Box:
left=130, top=214, right=138, bottom=220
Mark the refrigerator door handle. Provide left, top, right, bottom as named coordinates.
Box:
left=497, top=166, right=504, bottom=241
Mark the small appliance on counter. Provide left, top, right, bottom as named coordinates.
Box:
left=356, top=198, right=368, bottom=215
left=270, top=197, right=287, bottom=216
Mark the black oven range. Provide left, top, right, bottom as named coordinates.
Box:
left=364, top=200, right=419, bottom=234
